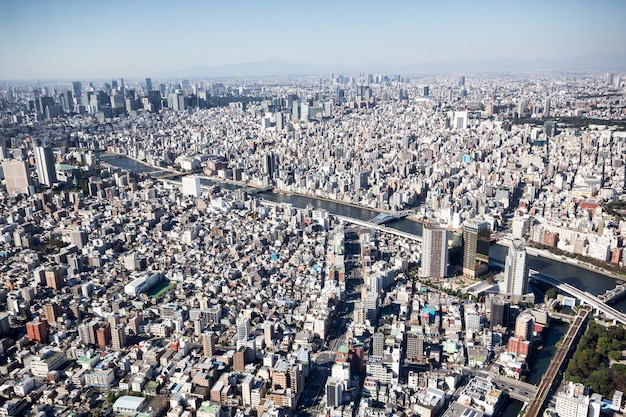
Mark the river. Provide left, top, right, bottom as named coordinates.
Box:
left=100, top=154, right=626, bottom=313
left=103, top=154, right=624, bottom=416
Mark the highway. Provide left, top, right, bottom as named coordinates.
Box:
left=531, top=271, right=626, bottom=325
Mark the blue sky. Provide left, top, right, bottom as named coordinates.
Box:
left=1, top=0, right=625, bottom=79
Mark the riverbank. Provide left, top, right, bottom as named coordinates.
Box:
left=499, top=237, right=626, bottom=282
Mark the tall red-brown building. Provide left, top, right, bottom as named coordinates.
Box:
left=26, top=318, right=50, bottom=343
left=96, top=323, right=111, bottom=349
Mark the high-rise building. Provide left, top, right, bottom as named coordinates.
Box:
left=370, top=332, right=384, bottom=358
left=233, top=348, right=246, bottom=371
left=264, top=321, right=274, bottom=348
left=145, top=78, right=153, bottom=91
left=45, top=268, right=65, bottom=290
left=72, top=81, right=82, bottom=98
left=364, top=292, right=379, bottom=325
left=406, top=332, right=425, bottom=363
left=34, top=145, right=57, bottom=187
left=421, top=224, right=448, bottom=279
left=462, top=220, right=490, bottom=278
left=26, top=318, right=50, bottom=343
left=78, top=320, right=99, bottom=345
left=2, top=160, right=32, bottom=195
left=514, top=314, right=534, bottom=341
left=202, top=332, right=216, bottom=357
left=503, top=240, right=529, bottom=296
left=236, top=317, right=250, bottom=342
left=543, top=97, right=551, bottom=118
left=326, top=378, right=343, bottom=408
left=44, top=302, right=63, bottom=328
left=182, top=176, right=201, bottom=197
left=111, top=325, right=127, bottom=351
left=489, top=299, right=510, bottom=330
left=96, top=323, right=111, bottom=349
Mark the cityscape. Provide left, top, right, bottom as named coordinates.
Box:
left=1, top=2, right=626, bottom=417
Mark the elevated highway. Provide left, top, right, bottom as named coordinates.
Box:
left=530, top=270, right=626, bottom=325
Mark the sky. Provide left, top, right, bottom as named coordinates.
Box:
left=1, top=0, right=625, bottom=79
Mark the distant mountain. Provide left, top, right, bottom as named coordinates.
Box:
left=166, top=54, right=626, bottom=79
left=168, top=58, right=340, bottom=79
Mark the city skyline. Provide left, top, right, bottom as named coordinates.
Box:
left=1, top=0, right=626, bottom=80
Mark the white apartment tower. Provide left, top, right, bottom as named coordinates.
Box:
left=421, top=224, right=448, bottom=279
left=504, top=240, right=529, bottom=296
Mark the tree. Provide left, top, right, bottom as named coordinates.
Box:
left=545, top=288, right=557, bottom=299
left=608, top=350, right=623, bottom=362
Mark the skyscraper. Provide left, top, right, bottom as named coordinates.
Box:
left=145, top=78, right=153, bottom=91
left=421, top=224, right=448, bottom=279
left=34, top=145, right=57, bottom=187
left=503, top=240, right=529, bottom=296
left=2, top=160, right=32, bottom=195
left=462, top=220, right=490, bottom=278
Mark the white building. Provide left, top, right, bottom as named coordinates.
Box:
left=182, top=176, right=201, bottom=197
left=503, top=240, right=528, bottom=296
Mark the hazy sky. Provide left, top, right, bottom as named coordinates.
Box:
left=1, top=0, right=625, bottom=79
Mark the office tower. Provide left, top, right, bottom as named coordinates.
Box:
left=182, top=176, right=201, bottom=197
left=326, top=378, right=343, bottom=408
left=406, top=332, right=425, bottom=362
left=354, top=171, right=370, bottom=190
left=26, top=318, right=50, bottom=343
left=423, top=86, right=429, bottom=97
left=543, top=97, right=550, bottom=118
left=45, top=268, right=65, bottom=290
left=145, top=78, right=153, bottom=91
left=489, top=299, right=510, bottom=330
left=71, top=81, right=82, bottom=98
left=236, top=317, right=250, bottom=342
left=60, top=90, right=73, bottom=111
left=111, top=325, right=127, bottom=351
left=503, top=240, right=529, bottom=296
left=44, top=302, right=63, bottom=328
left=370, top=332, right=384, bottom=357
left=459, top=76, right=465, bottom=87
left=544, top=121, right=557, bottom=138
left=202, top=332, right=216, bottom=357
left=2, top=160, right=32, bottom=195
left=421, top=224, right=448, bottom=279
left=262, top=153, right=275, bottom=177
left=34, top=145, right=57, bottom=187
left=462, top=220, right=490, bottom=278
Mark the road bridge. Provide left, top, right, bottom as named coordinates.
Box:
left=530, top=270, right=626, bottom=325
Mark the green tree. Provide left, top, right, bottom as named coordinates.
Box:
left=545, top=288, right=557, bottom=300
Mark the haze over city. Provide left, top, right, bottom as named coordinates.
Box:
left=2, top=0, right=626, bottom=79
left=2, top=1, right=626, bottom=417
